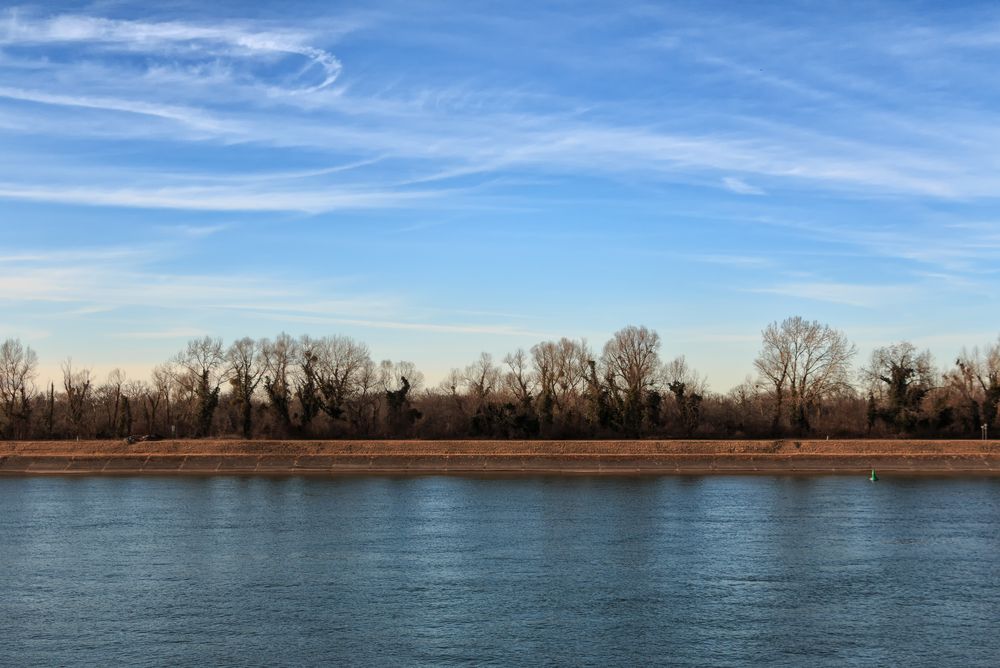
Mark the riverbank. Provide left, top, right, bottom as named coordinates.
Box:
left=1, top=439, right=998, bottom=475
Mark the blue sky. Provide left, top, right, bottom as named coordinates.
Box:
left=2, top=0, right=1000, bottom=389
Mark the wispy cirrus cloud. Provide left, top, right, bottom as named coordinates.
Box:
left=113, top=327, right=208, bottom=340
left=691, top=253, right=772, bottom=268
left=740, top=213, right=1000, bottom=275
left=249, top=312, right=547, bottom=338
left=749, top=281, right=915, bottom=308
left=722, top=176, right=765, bottom=196
left=0, top=182, right=445, bottom=212
left=0, top=12, right=346, bottom=94
left=156, top=224, right=234, bottom=239
left=0, top=240, right=540, bottom=339
left=0, top=86, right=225, bottom=130
left=4, top=5, right=1000, bottom=217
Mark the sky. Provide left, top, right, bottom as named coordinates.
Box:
left=2, top=0, right=1000, bottom=391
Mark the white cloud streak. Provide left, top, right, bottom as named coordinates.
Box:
left=0, top=183, right=443, bottom=212
left=750, top=282, right=914, bottom=308
left=722, top=176, right=765, bottom=195
left=3, top=8, right=1000, bottom=214
left=113, top=327, right=208, bottom=340
left=0, top=85, right=224, bottom=130
left=0, top=12, right=344, bottom=93
left=0, top=241, right=538, bottom=338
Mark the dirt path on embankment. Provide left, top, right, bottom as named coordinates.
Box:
left=1, top=439, right=998, bottom=475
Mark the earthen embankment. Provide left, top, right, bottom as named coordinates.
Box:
left=1, top=439, right=997, bottom=475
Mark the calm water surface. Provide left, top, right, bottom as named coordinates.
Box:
left=1, top=475, right=999, bottom=666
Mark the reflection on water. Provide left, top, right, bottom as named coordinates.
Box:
left=2, top=475, right=999, bottom=666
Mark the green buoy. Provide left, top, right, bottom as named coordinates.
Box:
left=869, top=468, right=878, bottom=482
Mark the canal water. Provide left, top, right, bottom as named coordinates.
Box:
left=2, top=475, right=998, bottom=666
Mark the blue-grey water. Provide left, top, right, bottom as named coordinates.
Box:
left=1, top=475, right=999, bottom=667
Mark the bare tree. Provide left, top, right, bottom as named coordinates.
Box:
left=175, top=336, right=225, bottom=437
left=261, top=333, right=297, bottom=433
left=0, top=338, right=37, bottom=439
left=602, top=326, right=661, bottom=395
left=380, top=360, right=424, bottom=395
left=95, top=369, right=126, bottom=437
left=531, top=338, right=591, bottom=431
left=227, top=337, right=265, bottom=439
left=43, top=382, right=55, bottom=438
left=661, top=355, right=707, bottom=436
left=438, top=368, right=467, bottom=416
left=754, top=317, right=856, bottom=433
left=953, top=338, right=1000, bottom=431
left=661, top=355, right=708, bottom=395
left=62, top=359, right=93, bottom=439
left=380, top=360, right=424, bottom=436
left=150, top=364, right=174, bottom=436
left=754, top=321, right=792, bottom=432
left=945, top=359, right=983, bottom=435
left=861, top=341, right=936, bottom=433
left=503, top=349, right=535, bottom=406
left=295, top=336, right=324, bottom=431
left=553, top=339, right=591, bottom=401
left=464, top=352, right=501, bottom=406
left=531, top=340, right=559, bottom=423
left=342, top=355, right=379, bottom=435
left=728, top=376, right=767, bottom=421
left=123, top=380, right=149, bottom=434
left=309, top=335, right=373, bottom=425
left=600, top=325, right=662, bottom=435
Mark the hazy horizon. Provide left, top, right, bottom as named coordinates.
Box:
left=3, top=1, right=1000, bottom=391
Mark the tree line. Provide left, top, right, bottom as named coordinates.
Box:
left=1, top=317, right=998, bottom=440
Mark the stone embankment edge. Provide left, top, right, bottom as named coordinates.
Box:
left=1, top=453, right=998, bottom=476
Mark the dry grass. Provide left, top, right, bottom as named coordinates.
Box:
left=2, top=438, right=997, bottom=457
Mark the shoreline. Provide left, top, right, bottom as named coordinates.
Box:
left=1, top=439, right=998, bottom=475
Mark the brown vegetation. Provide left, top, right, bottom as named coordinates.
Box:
left=2, top=317, right=1000, bottom=441
left=1, top=440, right=997, bottom=475
left=3, top=438, right=998, bottom=457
